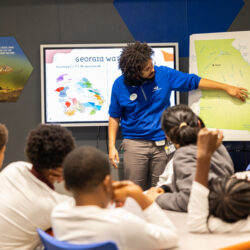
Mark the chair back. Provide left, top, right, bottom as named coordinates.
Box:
left=246, top=163, right=250, bottom=171
left=37, top=228, right=118, bottom=250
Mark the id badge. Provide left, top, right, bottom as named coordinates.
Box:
left=165, top=143, right=176, bottom=155
left=155, top=140, right=166, bottom=146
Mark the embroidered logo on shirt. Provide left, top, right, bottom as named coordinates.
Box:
left=130, top=93, right=137, bottom=101
left=152, top=86, right=162, bottom=92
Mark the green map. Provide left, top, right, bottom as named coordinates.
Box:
left=194, top=38, right=250, bottom=131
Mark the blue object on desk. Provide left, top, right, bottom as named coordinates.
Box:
left=37, top=228, right=118, bottom=250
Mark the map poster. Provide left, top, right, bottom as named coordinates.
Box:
left=0, top=37, right=33, bottom=101
left=189, top=31, right=250, bottom=141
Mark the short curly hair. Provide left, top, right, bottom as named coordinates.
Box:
left=63, top=146, right=110, bottom=192
left=25, top=124, right=75, bottom=171
left=119, top=41, right=154, bottom=85
left=0, top=123, right=8, bottom=150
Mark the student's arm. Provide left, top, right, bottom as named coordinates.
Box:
left=187, top=129, right=223, bottom=232
left=108, top=117, right=120, bottom=168
left=154, top=148, right=197, bottom=212
left=198, top=78, right=248, bottom=102
left=195, top=128, right=223, bottom=187
left=117, top=202, right=178, bottom=249
left=155, top=179, right=193, bottom=212
left=112, top=181, right=153, bottom=209
left=112, top=181, right=178, bottom=249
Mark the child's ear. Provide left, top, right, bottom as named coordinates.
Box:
left=102, top=175, right=112, bottom=193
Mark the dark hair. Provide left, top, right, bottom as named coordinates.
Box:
left=161, top=104, right=200, bottom=146
left=208, top=177, right=250, bottom=223
left=119, top=41, right=154, bottom=85
left=0, top=124, right=8, bottom=150
left=25, top=124, right=75, bottom=171
left=63, top=146, right=110, bottom=192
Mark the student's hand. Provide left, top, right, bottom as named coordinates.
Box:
left=197, top=128, right=223, bottom=159
left=226, top=85, right=248, bottom=102
left=112, top=180, right=138, bottom=205
left=48, top=167, right=64, bottom=184
left=112, top=181, right=152, bottom=209
left=109, top=147, right=119, bottom=168
left=146, top=187, right=164, bottom=201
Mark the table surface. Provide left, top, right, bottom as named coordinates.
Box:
left=166, top=211, right=250, bottom=250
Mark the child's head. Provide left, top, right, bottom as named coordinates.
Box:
left=63, top=146, right=111, bottom=203
left=208, top=177, right=250, bottom=223
left=25, top=124, right=75, bottom=171
left=161, top=105, right=200, bottom=147
left=0, top=123, right=8, bottom=168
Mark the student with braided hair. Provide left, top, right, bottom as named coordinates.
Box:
left=146, top=104, right=234, bottom=212
left=187, top=128, right=250, bottom=233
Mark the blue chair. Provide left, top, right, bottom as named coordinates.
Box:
left=37, top=228, right=119, bottom=250
left=246, top=163, right=250, bottom=171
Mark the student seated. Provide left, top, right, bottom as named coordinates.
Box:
left=0, top=124, right=75, bottom=250
left=147, top=105, right=234, bottom=212
left=0, top=123, right=8, bottom=169
left=187, top=128, right=250, bottom=233
left=51, top=146, right=178, bottom=250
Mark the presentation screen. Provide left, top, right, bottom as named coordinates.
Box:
left=41, top=43, right=179, bottom=126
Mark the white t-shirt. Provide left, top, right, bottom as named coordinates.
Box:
left=0, top=161, right=69, bottom=250
left=52, top=198, right=178, bottom=250
left=157, top=158, right=174, bottom=187
left=187, top=181, right=250, bottom=233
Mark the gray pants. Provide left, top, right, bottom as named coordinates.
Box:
left=122, top=139, right=168, bottom=190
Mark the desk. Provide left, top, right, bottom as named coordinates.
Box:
left=166, top=211, right=250, bottom=250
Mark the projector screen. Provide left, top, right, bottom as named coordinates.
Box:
left=40, top=43, right=179, bottom=126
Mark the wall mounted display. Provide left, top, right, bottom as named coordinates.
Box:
left=189, top=31, right=250, bottom=141
left=41, top=43, right=179, bottom=126
left=0, top=37, right=33, bottom=102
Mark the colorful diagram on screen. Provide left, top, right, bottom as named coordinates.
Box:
left=54, top=74, right=105, bottom=117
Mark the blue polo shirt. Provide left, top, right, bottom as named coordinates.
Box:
left=109, top=66, right=201, bottom=141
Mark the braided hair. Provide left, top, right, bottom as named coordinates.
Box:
left=208, top=177, right=250, bottom=223
left=161, top=105, right=200, bottom=146
left=119, top=41, right=154, bottom=86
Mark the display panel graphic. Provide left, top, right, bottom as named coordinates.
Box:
left=0, top=36, right=33, bottom=102
left=41, top=43, right=179, bottom=126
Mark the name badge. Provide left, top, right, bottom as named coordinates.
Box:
left=155, top=140, right=166, bottom=146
